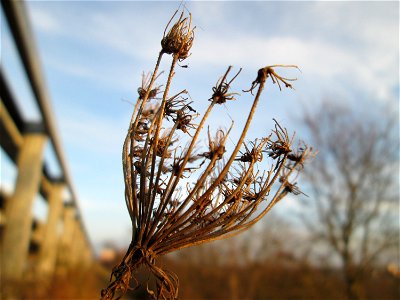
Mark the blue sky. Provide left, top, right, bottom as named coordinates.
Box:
left=1, top=1, right=398, bottom=251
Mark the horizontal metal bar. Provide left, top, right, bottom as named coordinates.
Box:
left=0, top=68, right=25, bottom=133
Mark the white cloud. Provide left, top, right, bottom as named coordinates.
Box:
left=47, top=58, right=95, bottom=79
left=310, top=2, right=398, bottom=49
left=28, top=2, right=162, bottom=60
left=192, top=33, right=397, bottom=104
left=192, top=1, right=398, bottom=104
left=45, top=56, right=139, bottom=93
left=28, top=1, right=398, bottom=105
left=28, top=6, right=61, bottom=33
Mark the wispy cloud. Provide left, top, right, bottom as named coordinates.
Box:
left=58, top=107, right=126, bottom=156
left=22, top=1, right=398, bottom=247
left=27, top=6, right=60, bottom=34
left=28, top=1, right=398, bottom=104
left=28, top=2, right=164, bottom=60
left=192, top=34, right=396, bottom=105
left=45, top=56, right=140, bottom=94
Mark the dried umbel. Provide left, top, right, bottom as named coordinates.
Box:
left=101, top=9, right=313, bottom=300
left=161, top=11, right=194, bottom=61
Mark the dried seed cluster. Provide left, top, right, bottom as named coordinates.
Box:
left=101, top=10, right=313, bottom=300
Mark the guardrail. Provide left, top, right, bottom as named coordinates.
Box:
left=0, top=0, right=93, bottom=286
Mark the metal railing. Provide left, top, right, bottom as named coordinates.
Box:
left=1, top=0, right=92, bottom=254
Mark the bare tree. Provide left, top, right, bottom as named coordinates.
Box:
left=300, top=102, right=399, bottom=300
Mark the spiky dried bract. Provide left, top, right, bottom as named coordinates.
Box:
left=101, top=10, right=313, bottom=300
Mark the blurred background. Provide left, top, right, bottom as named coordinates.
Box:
left=0, top=1, right=398, bottom=299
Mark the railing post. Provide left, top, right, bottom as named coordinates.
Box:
left=80, top=227, right=92, bottom=269
left=1, top=133, right=47, bottom=282
left=83, top=243, right=93, bottom=268
left=57, top=203, right=76, bottom=274
left=37, top=182, right=64, bottom=277
left=70, top=219, right=84, bottom=268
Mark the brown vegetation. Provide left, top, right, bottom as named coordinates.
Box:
left=112, top=222, right=399, bottom=300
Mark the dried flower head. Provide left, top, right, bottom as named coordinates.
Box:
left=137, top=71, right=164, bottom=101
left=244, top=65, right=300, bottom=95
left=210, top=66, right=242, bottom=104
left=101, top=9, right=313, bottom=300
left=198, top=127, right=229, bottom=161
left=276, top=176, right=306, bottom=201
left=161, top=11, right=195, bottom=61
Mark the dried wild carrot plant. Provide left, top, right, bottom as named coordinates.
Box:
left=101, top=10, right=313, bottom=300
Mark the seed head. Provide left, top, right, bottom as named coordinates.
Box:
left=161, top=11, right=195, bottom=61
